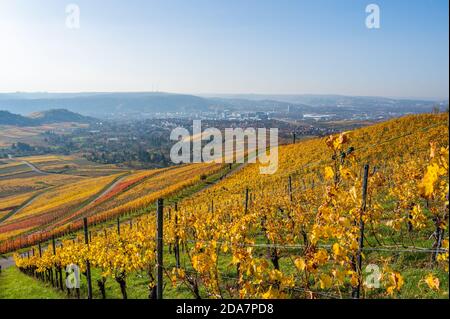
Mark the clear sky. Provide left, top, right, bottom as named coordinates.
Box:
left=0, top=0, right=448, bottom=99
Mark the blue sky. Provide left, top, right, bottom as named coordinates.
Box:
left=0, top=0, right=448, bottom=99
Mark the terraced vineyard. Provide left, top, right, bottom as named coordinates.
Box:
left=50, top=163, right=223, bottom=229
left=0, top=155, right=123, bottom=243
left=0, top=157, right=225, bottom=252
left=0, top=162, right=33, bottom=178
left=15, top=155, right=126, bottom=176
left=0, top=192, right=39, bottom=222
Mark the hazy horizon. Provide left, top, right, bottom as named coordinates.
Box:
left=0, top=91, right=447, bottom=102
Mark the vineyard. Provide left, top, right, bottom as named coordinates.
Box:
left=14, top=155, right=127, bottom=176
left=0, top=174, right=122, bottom=241
left=0, top=192, right=39, bottom=222
left=0, top=172, right=83, bottom=196
left=0, top=162, right=224, bottom=253
left=6, top=113, right=450, bottom=299
left=0, top=162, right=33, bottom=178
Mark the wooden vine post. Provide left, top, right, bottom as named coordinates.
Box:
left=83, top=218, right=93, bottom=299
left=51, top=236, right=56, bottom=287
left=174, top=203, right=180, bottom=269
left=245, top=188, right=249, bottom=214
left=156, top=198, right=164, bottom=299
left=288, top=175, right=293, bottom=202
left=432, top=191, right=449, bottom=263
left=352, top=164, right=369, bottom=299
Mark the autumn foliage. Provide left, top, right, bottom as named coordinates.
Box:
left=11, top=114, right=450, bottom=298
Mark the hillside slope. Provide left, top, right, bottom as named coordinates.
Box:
left=0, top=109, right=94, bottom=126
left=173, top=113, right=449, bottom=298
left=28, top=109, right=96, bottom=124
left=0, top=111, right=35, bottom=126
left=11, top=113, right=450, bottom=299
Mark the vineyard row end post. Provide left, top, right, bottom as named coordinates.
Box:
left=156, top=198, right=164, bottom=299
left=52, top=236, right=56, bottom=287
left=83, top=217, right=93, bottom=299
left=174, top=203, right=180, bottom=269
left=352, top=163, right=369, bottom=299
left=245, top=188, right=249, bottom=214
left=288, top=175, right=293, bottom=202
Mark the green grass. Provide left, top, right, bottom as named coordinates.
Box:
left=0, top=243, right=202, bottom=299
left=0, top=266, right=65, bottom=299
left=390, top=268, right=448, bottom=299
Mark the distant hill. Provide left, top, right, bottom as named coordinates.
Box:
left=0, top=92, right=211, bottom=117
left=0, top=111, right=36, bottom=126
left=0, top=92, right=444, bottom=119
left=0, top=109, right=95, bottom=126
left=203, top=94, right=444, bottom=114
left=28, top=109, right=96, bottom=124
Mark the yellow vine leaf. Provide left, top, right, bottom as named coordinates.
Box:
left=424, top=274, right=440, bottom=291
left=324, top=166, right=334, bottom=180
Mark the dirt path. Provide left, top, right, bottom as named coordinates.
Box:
left=0, top=256, right=15, bottom=269
left=7, top=155, right=60, bottom=175
left=0, top=190, right=50, bottom=224
left=0, top=162, right=250, bottom=270
left=0, top=174, right=130, bottom=245
left=87, top=174, right=130, bottom=205
left=38, top=173, right=132, bottom=232
left=0, top=161, right=72, bottom=224
left=0, top=158, right=81, bottom=224
left=21, top=160, right=53, bottom=175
